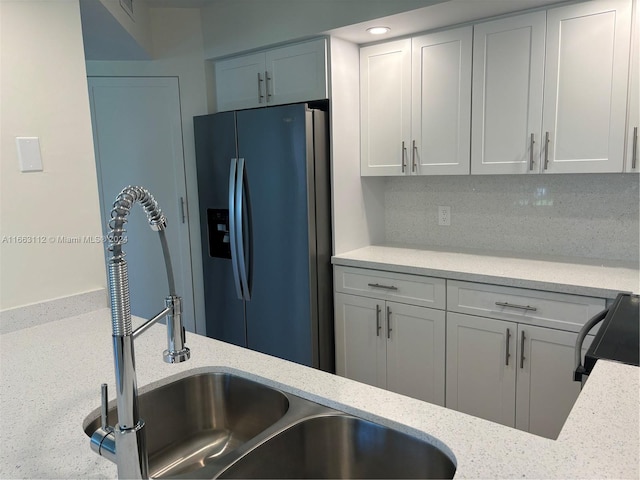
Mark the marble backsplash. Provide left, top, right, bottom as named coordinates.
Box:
left=384, top=174, right=639, bottom=264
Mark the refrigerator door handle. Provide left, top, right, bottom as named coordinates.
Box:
left=235, top=157, right=251, bottom=301
left=228, top=158, right=244, bottom=300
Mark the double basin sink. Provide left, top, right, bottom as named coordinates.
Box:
left=83, top=372, right=456, bottom=479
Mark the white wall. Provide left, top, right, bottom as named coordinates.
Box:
left=85, top=7, right=209, bottom=334
left=329, top=37, right=385, bottom=254
left=200, top=0, right=443, bottom=58
left=0, top=0, right=106, bottom=310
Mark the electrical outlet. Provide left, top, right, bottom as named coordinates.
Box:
left=438, top=206, right=451, bottom=226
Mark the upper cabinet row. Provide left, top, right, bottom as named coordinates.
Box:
left=214, top=38, right=327, bottom=112
left=361, top=0, right=638, bottom=176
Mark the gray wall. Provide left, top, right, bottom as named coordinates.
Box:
left=384, top=174, right=640, bottom=264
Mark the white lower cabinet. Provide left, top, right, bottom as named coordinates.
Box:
left=333, top=266, right=605, bottom=439
left=334, top=292, right=446, bottom=405
left=445, top=313, right=516, bottom=427
left=515, top=324, right=593, bottom=438
left=446, top=311, right=594, bottom=439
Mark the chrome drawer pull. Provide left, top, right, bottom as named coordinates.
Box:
left=495, top=301, right=537, bottom=312
left=368, top=283, right=398, bottom=291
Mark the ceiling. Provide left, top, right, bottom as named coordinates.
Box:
left=139, top=1, right=570, bottom=45
left=326, top=0, right=568, bottom=44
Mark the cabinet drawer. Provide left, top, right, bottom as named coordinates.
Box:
left=334, top=266, right=446, bottom=309
left=447, top=280, right=607, bottom=332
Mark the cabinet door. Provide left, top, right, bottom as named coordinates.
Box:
left=214, top=52, right=266, bottom=112
left=265, top=38, right=327, bottom=106
left=542, top=0, right=632, bottom=173
left=411, top=27, right=472, bottom=175
left=515, top=325, right=594, bottom=439
left=385, top=302, right=445, bottom=405
left=446, top=312, right=516, bottom=427
left=471, top=12, right=546, bottom=175
left=625, top=0, right=639, bottom=172
left=334, top=293, right=386, bottom=389
left=360, top=39, right=412, bottom=176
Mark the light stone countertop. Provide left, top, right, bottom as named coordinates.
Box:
left=332, top=245, right=640, bottom=298
left=0, top=308, right=638, bottom=479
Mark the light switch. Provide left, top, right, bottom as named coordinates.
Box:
left=16, top=137, right=43, bottom=172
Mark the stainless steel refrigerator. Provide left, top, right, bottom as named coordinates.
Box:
left=194, top=103, right=334, bottom=372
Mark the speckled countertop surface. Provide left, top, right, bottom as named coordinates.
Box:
left=1, top=308, right=638, bottom=479
left=332, top=245, right=640, bottom=298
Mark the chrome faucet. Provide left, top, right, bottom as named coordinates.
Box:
left=90, top=186, right=190, bottom=479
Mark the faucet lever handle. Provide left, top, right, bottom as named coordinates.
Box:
left=100, top=383, right=111, bottom=432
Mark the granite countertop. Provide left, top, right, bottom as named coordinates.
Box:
left=332, top=245, right=640, bottom=298
left=1, top=308, right=638, bottom=479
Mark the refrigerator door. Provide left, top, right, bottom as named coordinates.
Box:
left=194, top=112, right=247, bottom=347
left=237, top=104, right=315, bottom=366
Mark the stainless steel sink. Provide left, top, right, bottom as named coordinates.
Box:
left=84, top=371, right=456, bottom=479
left=217, top=415, right=456, bottom=479
left=83, top=373, right=289, bottom=478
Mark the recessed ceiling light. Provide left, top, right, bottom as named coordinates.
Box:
left=366, top=26, right=391, bottom=35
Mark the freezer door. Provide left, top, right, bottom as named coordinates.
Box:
left=194, top=112, right=247, bottom=347
left=237, top=104, right=315, bottom=366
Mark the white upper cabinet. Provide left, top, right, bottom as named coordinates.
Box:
left=542, top=0, right=632, bottom=173
left=214, top=38, right=327, bottom=112
left=215, top=52, right=266, bottom=112
left=471, top=12, right=546, bottom=175
left=360, top=39, right=412, bottom=176
left=265, top=40, right=328, bottom=107
left=360, top=27, right=472, bottom=176
left=361, top=0, right=635, bottom=176
left=625, top=0, right=639, bottom=172
left=412, top=27, right=472, bottom=175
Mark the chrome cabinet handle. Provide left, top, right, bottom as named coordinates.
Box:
left=367, top=283, right=398, bottom=291
left=412, top=140, right=417, bottom=172
left=633, top=126, right=638, bottom=170
left=529, top=133, right=535, bottom=171
left=401, top=141, right=407, bottom=173
left=179, top=197, right=186, bottom=224
left=495, top=301, right=537, bottom=312
left=386, top=306, right=392, bottom=339
left=505, top=328, right=511, bottom=366
left=257, top=73, right=265, bottom=103
left=520, top=331, right=526, bottom=369
left=265, top=71, right=272, bottom=101
left=544, top=131, right=550, bottom=170
left=375, top=304, right=381, bottom=337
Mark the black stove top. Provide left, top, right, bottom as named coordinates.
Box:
left=584, top=293, right=639, bottom=375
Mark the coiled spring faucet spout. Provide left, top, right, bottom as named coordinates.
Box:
left=90, top=186, right=190, bottom=479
